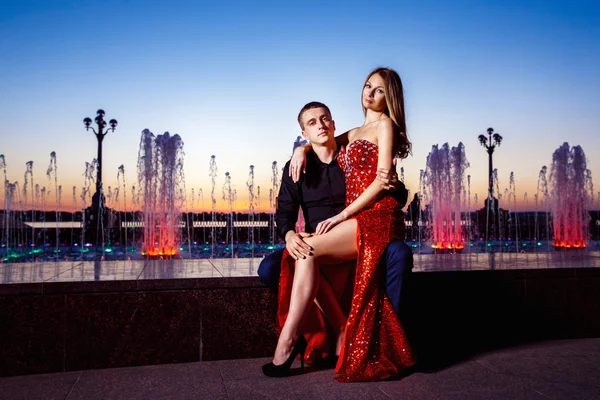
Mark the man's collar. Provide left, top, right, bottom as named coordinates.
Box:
left=308, top=148, right=338, bottom=166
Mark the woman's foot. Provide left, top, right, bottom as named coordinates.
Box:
left=335, top=328, right=346, bottom=356
left=318, top=329, right=345, bottom=370
left=273, top=335, right=298, bottom=365
left=262, top=335, right=307, bottom=377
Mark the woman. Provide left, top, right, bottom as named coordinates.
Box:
left=264, top=67, right=416, bottom=382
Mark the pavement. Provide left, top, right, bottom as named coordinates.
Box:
left=1, top=338, right=599, bottom=400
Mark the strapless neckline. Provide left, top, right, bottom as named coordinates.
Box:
left=347, top=138, right=378, bottom=149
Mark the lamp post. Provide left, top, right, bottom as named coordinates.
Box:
left=83, top=110, right=117, bottom=238
left=478, top=128, right=503, bottom=244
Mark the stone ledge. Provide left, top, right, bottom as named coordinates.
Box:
left=1, top=267, right=599, bottom=377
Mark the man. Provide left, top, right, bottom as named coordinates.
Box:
left=258, top=101, right=413, bottom=315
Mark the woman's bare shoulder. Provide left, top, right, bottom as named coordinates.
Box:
left=376, top=118, right=395, bottom=137
left=375, top=117, right=394, bottom=129
left=346, top=127, right=361, bottom=141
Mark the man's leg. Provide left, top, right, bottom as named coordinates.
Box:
left=380, top=240, right=414, bottom=315
left=257, top=248, right=285, bottom=292
left=381, top=240, right=420, bottom=368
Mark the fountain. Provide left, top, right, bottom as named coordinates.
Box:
left=80, top=160, right=97, bottom=254
left=270, top=161, right=279, bottom=247
left=508, top=171, right=519, bottom=250
left=247, top=165, right=256, bottom=258
left=0, top=131, right=599, bottom=263
left=493, top=168, right=502, bottom=245
left=116, top=165, right=128, bottom=258
left=222, top=171, right=234, bottom=259
left=256, top=185, right=261, bottom=248
left=23, top=161, right=35, bottom=248
left=535, top=166, right=551, bottom=247
left=137, top=129, right=185, bottom=257
left=421, top=143, right=470, bottom=252
left=198, top=188, right=206, bottom=246
left=209, top=155, right=218, bottom=258
left=549, top=143, right=594, bottom=249
left=1, top=155, right=7, bottom=250
left=466, top=174, right=473, bottom=246
left=46, top=152, right=61, bottom=254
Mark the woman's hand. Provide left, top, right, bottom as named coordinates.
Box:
left=284, top=231, right=313, bottom=260
left=315, top=211, right=348, bottom=235
left=289, top=147, right=307, bottom=183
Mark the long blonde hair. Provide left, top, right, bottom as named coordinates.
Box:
left=362, top=67, right=412, bottom=159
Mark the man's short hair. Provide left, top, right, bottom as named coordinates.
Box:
left=297, top=101, right=332, bottom=129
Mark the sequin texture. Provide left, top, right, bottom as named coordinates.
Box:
left=335, top=139, right=416, bottom=382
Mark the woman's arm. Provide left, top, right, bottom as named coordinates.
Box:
left=314, top=120, right=395, bottom=235
left=344, top=120, right=394, bottom=216
left=334, top=131, right=350, bottom=147
left=289, top=131, right=351, bottom=182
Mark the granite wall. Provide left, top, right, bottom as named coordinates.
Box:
left=1, top=268, right=599, bottom=377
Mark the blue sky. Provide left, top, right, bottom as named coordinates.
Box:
left=1, top=0, right=599, bottom=211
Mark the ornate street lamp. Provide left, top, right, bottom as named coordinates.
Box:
left=83, top=109, right=117, bottom=229
left=478, top=127, right=503, bottom=243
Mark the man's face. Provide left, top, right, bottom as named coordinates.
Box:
left=300, top=107, right=336, bottom=145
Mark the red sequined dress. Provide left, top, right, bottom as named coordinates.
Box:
left=276, top=139, right=415, bottom=382
left=334, top=139, right=416, bottom=382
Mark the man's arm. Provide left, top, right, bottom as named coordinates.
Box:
left=276, top=162, right=301, bottom=238
left=289, top=131, right=350, bottom=182
left=392, top=180, right=409, bottom=208
left=276, top=162, right=313, bottom=259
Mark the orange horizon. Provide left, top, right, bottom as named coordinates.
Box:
left=3, top=202, right=597, bottom=214
left=0, top=203, right=277, bottom=214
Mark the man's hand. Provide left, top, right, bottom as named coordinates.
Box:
left=289, top=147, right=307, bottom=183
left=285, top=231, right=313, bottom=260
left=315, top=211, right=348, bottom=235
left=377, top=159, right=399, bottom=191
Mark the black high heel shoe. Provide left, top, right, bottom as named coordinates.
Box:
left=262, top=335, right=308, bottom=377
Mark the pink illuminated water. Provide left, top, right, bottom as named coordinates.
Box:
left=549, top=143, right=594, bottom=248
left=422, top=143, right=470, bottom=251
left=137, top=130, right=185, bottom=257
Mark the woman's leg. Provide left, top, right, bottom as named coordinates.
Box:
left=274, top=219, right=358, bottom=364
left=315, top=272, right=349, bottom=355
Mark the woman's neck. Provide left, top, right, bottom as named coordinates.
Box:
left=363, top=109, right=386, bottom=125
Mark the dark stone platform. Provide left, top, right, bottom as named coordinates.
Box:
left=1, top=253, right=599, bottom=378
